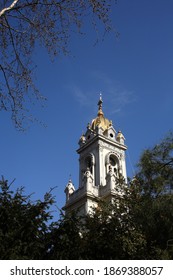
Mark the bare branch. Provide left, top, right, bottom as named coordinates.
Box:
left=0, top=64, right=15, bottom=107
left=0, top=0, right=116, bottom=130
left=0, top=0, right=19, bottom=17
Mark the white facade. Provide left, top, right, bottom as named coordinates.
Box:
left=63, top=96, right=127, bottom=215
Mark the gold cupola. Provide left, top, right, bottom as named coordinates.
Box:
left=91, top=95, right=112, bottom=132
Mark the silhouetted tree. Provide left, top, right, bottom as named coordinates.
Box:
left=130, top=132, right=173, bottom=259
left=0, top=177, right=54, bottom=259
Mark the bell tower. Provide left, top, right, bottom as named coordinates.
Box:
left=63, top=96, right=127, bottom=215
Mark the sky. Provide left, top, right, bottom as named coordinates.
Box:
left=1, top=0, right=173, bottom=215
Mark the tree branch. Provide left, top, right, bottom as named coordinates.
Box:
left=0, top=0, right=19, bottom=17
left=4, top=16, right=25, bottom=71
left=160, top=159, right=173, bottom=169
left=0, top=64, right=16, bottom=109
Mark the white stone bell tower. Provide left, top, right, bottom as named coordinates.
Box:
left=63, top=96, right=127, bottom=215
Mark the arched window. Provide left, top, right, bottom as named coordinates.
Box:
left=85, top=153, right=95, bottom=175
left=80, top=153, right=95, bottom=186
left=85, top=156, right=92, bottom=174
left=110, top=155, right=116, bottom=166
left=108, top=154, right=119, bottom=174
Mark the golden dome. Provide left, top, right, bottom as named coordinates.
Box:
left=91, top=95, right=112, bottom=132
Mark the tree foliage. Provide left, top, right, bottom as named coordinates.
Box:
left=0, top=177, right=54, bottom=259
left=47, top=212, right=83, bottom=259
left=131, top=132, right=173, bottom=259
left=0, top=0, right=117, bottom=130
left=0, top=132, right=173, bottom=259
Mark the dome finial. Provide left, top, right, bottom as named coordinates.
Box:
left=90, top=94, right=112, bottom=132
left=97, top=92, right=103, bottom=116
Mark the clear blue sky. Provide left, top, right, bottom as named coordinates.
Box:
left=1, top=0, right=173, bottom=213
